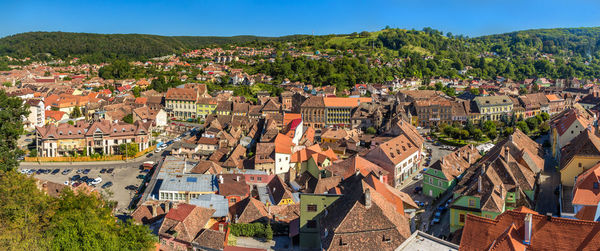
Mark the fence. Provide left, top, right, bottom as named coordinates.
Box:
left=24, top=145, right=156, bottom=162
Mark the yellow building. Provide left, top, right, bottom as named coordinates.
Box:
left=559, top=128, right=600, bottom=186
left=473, top=95, right=513, bottom=121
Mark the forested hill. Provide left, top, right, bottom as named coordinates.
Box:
left=3, top=27, right=600, bottom=79
left=0, top=32, right=307, bottom=63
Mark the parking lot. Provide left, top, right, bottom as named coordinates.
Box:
left=19, top=165, right=149, bottom=210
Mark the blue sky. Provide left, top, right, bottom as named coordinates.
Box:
left=2, top=0, right=600, bottom=38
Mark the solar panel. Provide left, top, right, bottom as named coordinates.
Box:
left=186, top=177, right=197, bottom=183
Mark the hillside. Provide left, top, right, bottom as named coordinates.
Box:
left=0, top=32, right=307, bottom=63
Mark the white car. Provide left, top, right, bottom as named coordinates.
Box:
left=155, top=148, right=162, bottom=153
left=19, top=169, right=29, bottom=174
left=90, top=177, right=102, bottom=185
left=63, top=181, right=70, bottom=186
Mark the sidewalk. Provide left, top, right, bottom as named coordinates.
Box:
left=20, top=153, right=154, bottom=166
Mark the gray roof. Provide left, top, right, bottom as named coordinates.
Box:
left=474, top=95, right=513, bottom=107
left=256, top=185, right=272, bottom=205
left=190, top=194, right=229, bottom=218
left=159, top=174, right=218, bottom=193
left=395, top=230, right=458, bottom=251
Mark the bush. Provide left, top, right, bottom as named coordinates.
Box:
left=366, top=127, right=376, bottom=134
left=264, top=224, right=273, bottom=240
left=229, top=223, right=266, bottom=238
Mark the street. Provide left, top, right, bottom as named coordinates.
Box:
left=535, top=135, right=560, bottom=216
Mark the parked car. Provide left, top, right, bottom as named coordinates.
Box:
left=36, top=169, right=44, bottom=174
left=101, top=181, right=113, bottom=189
left=414, top=200, right=426, bottom=207
left=90, top=177, right=102, bottom=185
left=83, top=169, right=91, bottom=174
left=146, top=153, right=153, bottom=158
left=413, top=173, right=423, bottom=180
left=62, top=169, right=72, bottom=175
left=125, top=185, right=138, bottom=191
left=76, top=169, right=83, bottom=174
left=51, top=169, right=60, bottom=175
left=63, top=181, right=69, bottom=186
left=137, top=174, right=146, bottom=179
left=100, top=169, right=107, bottom=174
left=106, top=168, right=114, bottom=173
left=71, top=175, right=81, bottom=181
left=413, top=186, right=423, bottom=194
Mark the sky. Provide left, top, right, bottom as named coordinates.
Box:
left=2, top=0, right=600, bottom=38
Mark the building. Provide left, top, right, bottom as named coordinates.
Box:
left=165, top=88, right=198, bottom=120
left=572, top=162, right=600, bottom=221
left=35, top=120, right=152, bottom=157
left=449, top=129, right=544, bottom=233
left=316, top=174, right=411, bottom=250
left=422, top=145, right=481, bottom=198
left=158, top=174, right=218, bottom=201
left=301, top=96, right=371, bottom=129
left=473, top=95, right=513, bottom=121
left=299, top=193, right=342, bottom=249
left=459, top=207, right=600, bottom=250
left=196, top=97, right=217, bottom=119
left=518, top=93, right=549, bottom=118
left=364, top=134, right=421, bottom=187
left=546, top=94, right=566, bottom=115
left=157, top=203, right=217, bottom=250
left=550, top=106, right=594, bottom=158
left=24, top=99, right=45, bottom=130
left=559, top=127, right=600, bottom=186
left=414, top=96, right=453, bottom=127
left=216, top=174, right=250, bottom=206
left=395, top=231, right=458, bottom=251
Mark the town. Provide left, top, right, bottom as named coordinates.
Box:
left=3, top=38, right=600, bottom=250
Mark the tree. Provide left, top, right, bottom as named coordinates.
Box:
left=539, top=112, right=550, bottom=121
left=122, top=114, right=133, bottom=124
left=472, top=128, right=484, bottom=141
left=516, top=121, right=530, bottom=134
left=525, top=117, right=540, bottom=131
left=132, top=86, right=141, bottom=98
left=469, top=88, right=480, bottom=96
left=503, top=127, right=514, bottom=137
left=359, top=31, right=370, bottom=37
left=2, top=82, right=12, bottom=87
left=119, top=143, right=139, bottom=157
left=366, top=127, right=377, bottom=134
left=264, top=223, right=273, bottom=240
left=70, top=106, right=82, bottom=118
left=539, top=121, right=550, bottom=134
left=0, top=90, right=29, bottom=172
left=29, top=148, right=37, bottom=157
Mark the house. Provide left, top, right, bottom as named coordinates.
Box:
left=325, top=155, right=388, bottom=183
left=518, top=93, right=549, bottom=118
left=459, top=207, right=600, bottom=250
left=157, top=203, right=216, bottom=250
left=313, top=174, right=411, bottom=250
left=298, top=193, right=342, bottom=249
left=196, top=97, right=217, bottom=119
left=396, top=231, right=458, bottom=251
left=189, top=194, right=229, bottom=218
left=448, top=129, right=544, bottom=233
left=546, top=94, right=565, bottom=114
left=577, top=91, right=600, bottom=109
left=35, top=120, right=152, bottom=157
left=572, top=162, right=600, bottom=221
left=215, top=101, right=233, bottom=115
left=364, top=134, right=421, bottom=187
left=44, top=110, right=68, bottom=125
left=24, top=99, right=45, bottom=130
left=473, top=95, right=513, bottom=121
left=422, top=145, right=481, bottom=198
left=231, top=197, right=270, bottom=224
left=216, top=174, right=250, bottom=206
left=165, top=88, right=198, bottom=120
left=132, top=106, right=167, bottom=127
left=559, top=127, right=600, bottom=186
left=550, top=105, right=594, bottom=158
left=158, top=174, right=218, bottom=201
left=266, top=175, right=296, bottom=205
left=273, top=133, right=294, bottom=175
left=196, top=137, right=219, bottom=155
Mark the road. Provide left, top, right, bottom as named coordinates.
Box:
left=535, top=135, right=560, bottom=216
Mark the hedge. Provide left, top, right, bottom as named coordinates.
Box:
left=228, top=223, right=273, bottom=240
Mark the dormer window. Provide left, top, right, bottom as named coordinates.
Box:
left=594, top=182, right=599, bottom=189
left=113, top=129, right=117, bottom=133
left=122, top=128, right=125, bottom=132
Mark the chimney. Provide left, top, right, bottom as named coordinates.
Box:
left=364, top=188, right=372, bottom=209
left=477, top=178, right=482, bottom=193
left=468, top=152, right=472, bottom=163
left=379, top=171, right=384, bottom=182
left=523, top=213, right=533, bottom=245
left=219, top=175, right=224, bottom=184
left=504, top=147, right=510, bottom=163
left=165, top=202, right=171, bottom=213
left=236, top=175, right=240, bottom=182
left=151, top=204, right=157, bottom=217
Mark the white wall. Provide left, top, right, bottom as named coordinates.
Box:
left=274, top=152, right=291, bottom=175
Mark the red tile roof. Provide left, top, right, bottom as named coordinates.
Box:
left=573, top=162, right=600, bottom=206
left=459, top=208, right=600, bottom=251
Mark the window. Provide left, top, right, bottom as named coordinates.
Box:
left=579, top=163, right=583, bottom=168
left=382, top=235, right=391, bottom=242
left=230, top=198, right=237, bottom=203
left=594, top=182, right=599, bottom=189
left=306, top=220, right=317, bottom=228
left=307, top=204, right=317, bottom=212
left=257, top=177, right=262, bottom=181
left=338, top=238, right=347, bottom=246
left=250, top=177, right=254, bottom=181
left=468, top=199, right=475, bottom=207
left=459, top=214, right=466, bottom=223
